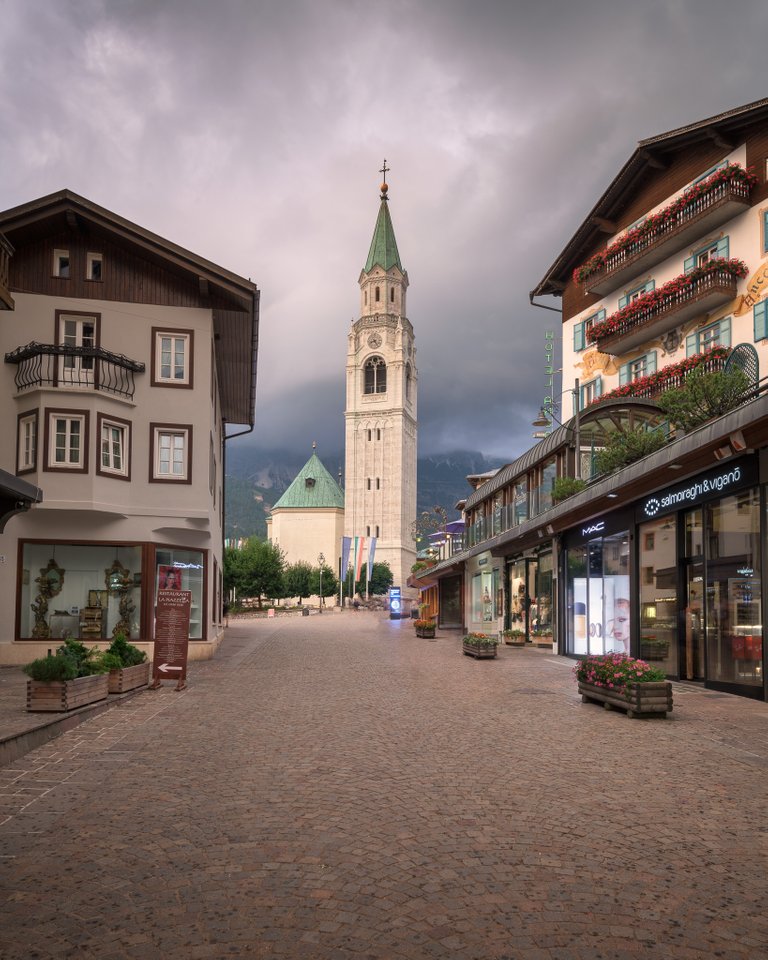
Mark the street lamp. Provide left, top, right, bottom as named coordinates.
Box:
left=532, top=378, right=581, bottom=478
left=318, top=552, right=325, bottom=612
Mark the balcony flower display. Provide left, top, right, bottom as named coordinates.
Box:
left=587, top=348, right=729, bottom=406
left=572, top=163, right=757, bottom=287
left=574, top=653, right=672, bottom=718
left=586, top=259, right=748, bottom=345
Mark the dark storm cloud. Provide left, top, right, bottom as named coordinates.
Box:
left=1, top=0, right=767, bottom=464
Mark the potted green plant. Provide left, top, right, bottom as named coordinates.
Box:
left=24, top=638, right=109, bottom=712
left=414, top=618, right=436, bottom=639
left=462, top=633, right=498, bottom=659
left=102, top=632, right=150, bottom=693
left=573, top=653, right=672, bottom=719
left=502, top=628, right=525, bottom=647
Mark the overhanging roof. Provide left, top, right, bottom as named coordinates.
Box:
left=0, top=469, right=42, bottom=533
left=0, top=189, right=259, bottom=426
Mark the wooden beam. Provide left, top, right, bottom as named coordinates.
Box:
left=638, top=149, right=667, bottom=170
left=199, top=276, right=209, bottom=298
left=591, top=216, right=617, bottom=234
left=703, top=126, right=734, bottom=150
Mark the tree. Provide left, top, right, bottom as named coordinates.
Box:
left=225, top=538, right=284, bottom=608
left=309, top=563, right=338, bottom=605
left=593, top=426, right=667, bottom=476
left=656, top=367, right=750, bottom=433
left=411, top=505, right=449, bottom=553
left=283, top=561, right=314, bottom=604
left=344, top=561, right=393, bottom=597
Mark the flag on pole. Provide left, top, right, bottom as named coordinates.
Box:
left=354, top=536, right=366, bottom=582
left=341, top=536, right=352, bottom=578
left=367, top=537, right=377, bottom=577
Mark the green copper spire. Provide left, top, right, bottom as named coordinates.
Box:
left=272, top=449, right=345, bottom=510
left=364, top=165, right=403, bottom=273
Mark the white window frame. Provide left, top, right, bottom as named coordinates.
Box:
left=152, top=328, right=194, bottom=388
left=151, top=424, right=192, bottom=483
left=53, top=249, right=70, bottom=278
left=97, top=414, right=130, bottom=480
left=57, top=312, right=98, bottom=387
left=86, top=252, right=103, bottom=281
left=45, top=409, right=88, bottom=472
left=17, top=411, right=37, bottom=474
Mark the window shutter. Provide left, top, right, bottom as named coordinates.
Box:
left=718, top=316, right=731, bottom=348
left=764, top=211, right=768, bottom=254
left=594, top=377, right=603, bottom=398
left=644, top=280, right=656, bottom=294
left=646, top=350, right=657, bottom=375
left=715, top=236, right=729, bottom=260
left=684, top=255, right=695, bottom=274
left=618, top=294, right=628, bottom=310
left=573, top=321, right=585, bottom=352
left=755, top=300, right=768, bottom=342
left=619, top=363, right=631, bottom=386
left=686, top=332, right=698, bottom=356
left=596, top=308, right=606, bottom=323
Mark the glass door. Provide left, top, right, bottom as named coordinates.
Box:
left=59, top=314, right=96, bottom=386
left=683, top=562, right=706, bottom=681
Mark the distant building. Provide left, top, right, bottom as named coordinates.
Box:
left=0, top=190, right=259, bottom=663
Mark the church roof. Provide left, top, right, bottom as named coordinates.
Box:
left=272, top=452, right=345, bottom=510
left=364, top=196, right=402, bottom=273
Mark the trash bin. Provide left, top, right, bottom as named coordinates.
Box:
left=302, top=607, right=309, bottom=617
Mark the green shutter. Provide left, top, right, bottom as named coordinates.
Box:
left=573, top=321, right=585, bottom=352
left=619, top=363, right=631, bottom=386
left=596, top=308, right=605, bottom=323
left=594, top=376, right=603, bottom=398
left=686, top=332, right=698, bottom=356
left=646, top=350, right=657, bottom=375
left=718, top=316, right=731, bottom=348
left=715, top=237, right=729, bottom=260
left=684, top=255, right=695, bottom=274
left=618, top=294, right=628, bottom=310
left=755, top=300, right=768, bottom=342
left=764, top=212, right=768, bottom=254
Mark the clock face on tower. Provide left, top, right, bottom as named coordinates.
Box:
left=367, top=333, right=382, bottom=349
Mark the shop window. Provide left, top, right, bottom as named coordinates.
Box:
left=150, top=424, right=192, bottom=482
left=684, top=236, right=729, bottom=273
left=639, top=516, right=678, bottom=675
left=573, top=309, right=605, bottom=352
left=97, top=413, right=130, bottom=480
left=19, top=542, right=141, bottom=640
left=155, top=547, right=205, bottom=639
left=364, top=356, right=386, bottom=394
left=152, top=328, right=194, bottom=387
left=513, top=478, right=528, bottom=526
left=566, top=531, right=629, bottom=656
left=686, top=317, right=731, bottom=356
left=45, top=408, right=89, bottom=472
left=17, top=410, right=38, bottom=475
left=472, top=569, right=498, bottom=624
left=53, top=249, right=70, bottom=278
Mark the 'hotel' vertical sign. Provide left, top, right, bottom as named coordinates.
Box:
left=543, top=330, right=555, bottom=432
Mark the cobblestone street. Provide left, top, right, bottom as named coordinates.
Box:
left=2, top=612, right=768, bottom=959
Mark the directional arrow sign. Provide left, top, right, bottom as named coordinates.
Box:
left=152, top=588, right=191, bottom=689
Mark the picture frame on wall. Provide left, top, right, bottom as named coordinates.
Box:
left=88, top=589, right=109, bottom=609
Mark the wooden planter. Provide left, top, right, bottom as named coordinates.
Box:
left=578, top=680, right=673, bottom=719
left=108, top=661, right=151, bottom=694
left=535, top=636, right=554, bottom=649
left=415, top=628, right=436, bottom=638
left=462, top=643, right=498, bottom=659
left=27, top=674, right=109, bottom=712
left=504, top=636, right=525, bottom=646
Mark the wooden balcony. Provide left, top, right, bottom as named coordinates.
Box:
left=589, top=352, right=728, bottom=407
left=591, top=269, right=739, bottom=356
left=584, top=180, right=751, bottom=296
left=0, top=233, right=14, bottom=310
left=5, top=342, right=145, bottom=400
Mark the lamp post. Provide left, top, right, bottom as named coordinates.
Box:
left=532, top=378, right=581, bottom=478
left=318, top=552, right=325, bottom=612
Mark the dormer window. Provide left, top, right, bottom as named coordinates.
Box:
left=53, top=249, right=70, bottom=278
left=305, top=477, right=316, bottom=488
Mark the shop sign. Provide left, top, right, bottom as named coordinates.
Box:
left=152, top=589, right=191, bottom=690
left=637, top=458, right=756, bottom=521
left=581, top=520, right=605, bottom=537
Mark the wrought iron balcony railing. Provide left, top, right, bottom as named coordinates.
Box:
left=5, top=342, right=145, bottom=400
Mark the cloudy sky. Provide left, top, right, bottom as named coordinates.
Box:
left=2, top=0, right=767, bottom=462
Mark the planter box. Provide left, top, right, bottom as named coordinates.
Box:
left=27, top=674, right=109, bottom=712
left=578, top=680, right=673, bottom=719
left=415, top=629, right=436, bottom=638
left=504, top=637, right=525, bottom=646
left=108, top=661, right=151, bottom=694
left=535, top=636, right=554, bottom=649
left=462, top=643, right=497, bottom=659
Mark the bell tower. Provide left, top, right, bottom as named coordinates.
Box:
left=344, top=165, right=417, bottom=595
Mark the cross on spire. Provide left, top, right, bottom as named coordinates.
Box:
left=379, top=159, right=389, bottom=181
left=379, top=159, right=390, bottom=200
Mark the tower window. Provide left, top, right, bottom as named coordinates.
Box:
left=376, top=526, right=380, bottom=537
left=390, top=288, right=394, bottom=302
left=367, top=478, right=371, bottom=490
left=376, top=478, right=380, bottom=490
left=375, top=286, right=380, bottom=302
left=376, top=428, right=381, bottom=440
left=364, top=356, right=387, bottom=394
left=368, top=429, right=372, bottom=441
left=405, top=363, right=412, bottom=401
left=364, top=290, right=368, bottom=305
left=367, top=525, right=371, bottom=536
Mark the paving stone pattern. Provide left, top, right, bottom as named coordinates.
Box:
left=2, top=614, right=768, bottom=959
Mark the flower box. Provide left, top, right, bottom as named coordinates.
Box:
left=462, top=634, right=498, bottom=659
left=108, top=661, right=151, bottom=694
left=27, top=674, right=109, bottom=712
left=578, top=680, right=673, bottom=719
left=503, top=631, right=525, bottom=646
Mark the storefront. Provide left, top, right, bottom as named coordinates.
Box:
left=16, top=540, right=207, bottom=644
left=506, top=545, right=555, bottom=643
left=465, top=553, right=503, bottom=634
left=561, top=456, right=765, bottom=700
